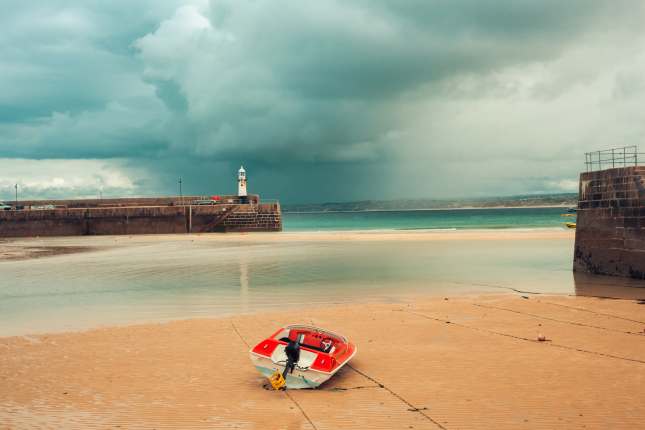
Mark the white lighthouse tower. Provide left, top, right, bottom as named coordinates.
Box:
left=237, top=166, right=247, bottom=197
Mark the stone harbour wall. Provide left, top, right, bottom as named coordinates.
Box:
left=0, top=202, right=281, bottom=237
left=574, top=166, right=645, bottom=279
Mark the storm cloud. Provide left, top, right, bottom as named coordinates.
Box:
left=2, top=1, right=645, bottom=202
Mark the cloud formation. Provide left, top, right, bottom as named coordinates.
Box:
left=0, top=159, right=140, bottom=199
left=1, top=1, right=645, bottom=201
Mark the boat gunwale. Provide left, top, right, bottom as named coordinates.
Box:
left=283, top=324, right=349, bottom=343
left=249, top=344, right=357, bottom=376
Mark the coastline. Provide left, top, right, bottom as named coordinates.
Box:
left=0, top=227, right=575, bottom=250
left=2, top=293, right=643, bottom=429
left=283, top=204, right=574, bottom=214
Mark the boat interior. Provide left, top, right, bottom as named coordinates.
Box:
left=274, top=326, right=346, bottom=355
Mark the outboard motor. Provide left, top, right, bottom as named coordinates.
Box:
left=282, top=333, right=303, bottom=379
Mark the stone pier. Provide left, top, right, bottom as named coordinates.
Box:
left=574, top=166, right=645, bottom=279
left=0, top=195, right=282, bottom=237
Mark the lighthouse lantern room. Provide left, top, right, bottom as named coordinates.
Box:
left=238, top=166, right=247, bottom=197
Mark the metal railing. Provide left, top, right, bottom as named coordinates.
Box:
left=585, top=145, right=645, bottom=172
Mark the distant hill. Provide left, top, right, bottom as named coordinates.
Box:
left=283, top=193, right=578, bottom=212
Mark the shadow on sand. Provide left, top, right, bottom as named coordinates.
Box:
left=574, top=272, right=645, bottom=300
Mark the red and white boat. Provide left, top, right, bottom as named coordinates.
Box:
left=249, top=325, right=357, bottom=389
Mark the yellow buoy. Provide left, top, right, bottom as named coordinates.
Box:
left=269, top=371, right=286, bottom=390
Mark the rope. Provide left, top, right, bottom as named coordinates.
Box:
left=230, top=321, right=317, bottom=429
left=284, top=391, right=318, bottom=430
left=347, top=364, right=448, bottom=430
left=403, top=309, right=645, bottom=364
left=537, top=300, right=645, bottom=325
left=230, top=321, right=250, bottom=348
left=473, top=303, right=644, bottom=336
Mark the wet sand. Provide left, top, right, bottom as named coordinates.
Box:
left=0, top=241, right=92, bottom=261
left=0, top=229, right=582, bottom=337
left=1, top=293, right=644, bottom=429
left=0, top=227, right=575, bottom=261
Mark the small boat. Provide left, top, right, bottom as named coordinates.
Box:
left=249, top=325, right=357, bottom=389
left=565, top=222, right=576, bottom=229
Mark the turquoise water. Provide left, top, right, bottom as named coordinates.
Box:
left=282, top=207, right=572, bottom=231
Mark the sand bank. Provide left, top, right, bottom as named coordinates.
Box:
left=0, top=228, right=574, bottom=261
left=1, top=293, right=643, bottom=429
left=0, top=242, right=92, bottom=261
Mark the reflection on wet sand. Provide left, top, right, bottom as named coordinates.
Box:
left=239, top=255, right=249, bottom=312
left=0, top=230, right=603, bottom=336
left=574, top=271, right=645, bottom=300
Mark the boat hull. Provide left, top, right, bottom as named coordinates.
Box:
left=250, top=355, right=329, bottom=389
left=249, top=324, right=357, bottom=389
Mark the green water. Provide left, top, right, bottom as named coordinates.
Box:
left=0, top=230, right=579, bottom=336
left=282, top=207, right=572, bottom=231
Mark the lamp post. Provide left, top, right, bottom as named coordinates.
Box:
left=15, top=183, right=18, bottom=209
left=178, top=177, right=183, bottom=205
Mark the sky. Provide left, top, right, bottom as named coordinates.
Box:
left=2, top=1, right=645, bottom=203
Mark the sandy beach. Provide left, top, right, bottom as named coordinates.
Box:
left=2, top=229, right=644, bottom=429
left=1, top=292, right=644, bottom=429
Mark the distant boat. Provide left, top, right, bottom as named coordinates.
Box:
left=250, top=324, right=357, bottom=389
left=565, top=222, right=576, bottom=229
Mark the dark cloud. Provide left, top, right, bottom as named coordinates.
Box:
left=1, top=1, right=645, bottom=202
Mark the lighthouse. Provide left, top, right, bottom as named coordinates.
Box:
left=238, top=166, right=247, bottom=197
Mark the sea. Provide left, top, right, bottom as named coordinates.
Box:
left=282, top=206, right=571, bottom=231
left=2, top=207, right=641, bottom=336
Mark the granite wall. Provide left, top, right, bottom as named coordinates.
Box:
left=574, top=166, right=645, bottom=279
left=0, top=201, right=281, bottom=237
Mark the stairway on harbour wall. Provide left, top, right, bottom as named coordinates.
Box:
left=0, top=198, right=282, bottom=237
